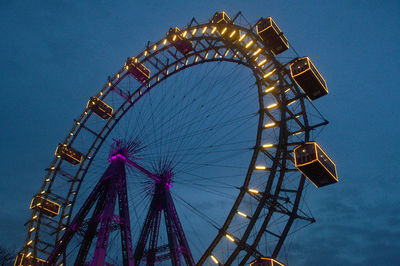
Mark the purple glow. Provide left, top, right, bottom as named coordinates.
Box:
left=72, top=223, right=78, bottom=231
left=108, top=153, right=127, bottom=162
left=128, top=159, right=161, bottom=182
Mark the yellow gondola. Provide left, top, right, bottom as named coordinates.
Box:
left=294, top=142, right=338, bottom=188
left=125, top=57, right=150, bottom=83
left=256, top=17, right=289, bottom=56
left=87, top=97, right=113, bottom=120
left=55, top=144, right=83, bottom=165
left=290, top=57, right=328, bottom=100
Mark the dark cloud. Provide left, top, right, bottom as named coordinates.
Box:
left=285, top=172, right=400, bottom=265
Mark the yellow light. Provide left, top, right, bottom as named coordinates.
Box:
left=211, top=255, right=219, bottom=264
left=117, top=73, right=120, bottom=78
left=173, top=35, right=177, bottom=41
left=195, top=56, right=199, bottom=62
left=253, top=48, right=262, bottom=56
left=224, top=50, right=229, bottom=57
left=264, top=122, right=276, bottom=128
left=26, top=252, right=32, bottom=257
left=267, top=103, right=278, bottom=109
left=257, top=59, right=267, bottom=66
left=262, top=143, right=274, bottom=148
left=230, top=30, right=236, bottom=38
left=163, top=39, right=167, bottom=45
left=245, top=40, right=253, bottom=48
left=192, top=28, right=197, bottom=35
left=202, top=26, right=208, bottom=33
left=291, top=130, right=303, bottom=136
left=125, top=65, right=129, bottom=70
left=69, top=132, right=73, bottom=136
left=239, top=34, right=246, bottom=42
left=144, top=50, right=148, bottom=56
left=100, top=91, right=103, bottom=95
left=185, top=59, right=188, bottom=65
left=29, top=227, right=35, bottom=232
left=45, top=178, right=50, bottom=181
left=211, top=27, right=217, bottom=34
left=108, top=82, right=112, bottom=87
left=225, top=234, right=235, bottom=242
left=248, top=188, right=259, bottom=194
left=255, top=165, right=267, bottom=170
left=182, top=30, right=187, bottom=37
left=205, top=52, right=208, bottom=59
left=153, top=44, right=157, bottom=51
left=237, top=211, right=248, bottom=218
left=221, top=27, right=227, bottom=35
left=288, top=100, right=296, bottom=106
left=27, top=240, right=33, bottom=245
left=285, top=88, right=290, bottom=93
left=40, top=190, right=45, bottom=194
left=32, top=215, right=38, bottom=219
left=263, top=69, right=276, bottom=78
left=264, top=87, right=275, bottom=93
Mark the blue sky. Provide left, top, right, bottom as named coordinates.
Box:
left=0, top=1, right=399, bottom=265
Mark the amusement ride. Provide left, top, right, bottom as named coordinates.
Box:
left=16, top=11, right=338, bottom=266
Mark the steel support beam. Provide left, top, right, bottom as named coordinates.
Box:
left=132, top=162, right=194, bottom=266
left=48, top=155, right=134, bottom=266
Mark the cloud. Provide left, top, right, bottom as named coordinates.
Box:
left=284, top=173, right=400, bottom=266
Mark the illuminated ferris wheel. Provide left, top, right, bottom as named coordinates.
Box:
left=17, top=11, right=338, bottom=266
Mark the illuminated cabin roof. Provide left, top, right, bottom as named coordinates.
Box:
left=211, top=11, right=232, bottom=24
left=250, top=257, right=285, bottom=266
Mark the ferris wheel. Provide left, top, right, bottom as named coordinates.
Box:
left=17, top=11, right=338, bottom=266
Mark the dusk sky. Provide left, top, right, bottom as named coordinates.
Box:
left=0, top=1, right=399, bottom=265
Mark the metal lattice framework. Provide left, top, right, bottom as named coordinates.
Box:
left=132, top=164, right=194, bottom=265
left=19, top=12, right=329, bottom=265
